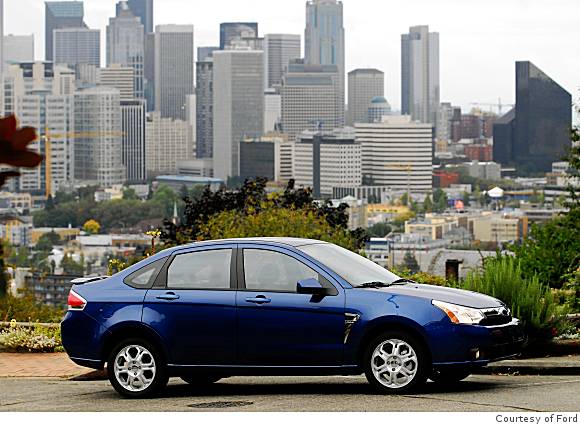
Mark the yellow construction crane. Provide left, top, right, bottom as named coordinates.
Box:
left=470, top=99, right=514, bottom=116
left=42, top=129, right=125, bottom=199
left=384, top=163, right=412, bottom=202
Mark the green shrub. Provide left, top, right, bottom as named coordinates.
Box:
left=0, top=322, right=63, bottom=353
left=0, top=293, right=65, bottom=323
left=459, top=255, right=566, bottom=340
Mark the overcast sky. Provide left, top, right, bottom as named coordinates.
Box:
left=5, top=0, right=580, bottom=117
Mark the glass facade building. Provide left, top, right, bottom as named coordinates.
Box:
left=219, top=23, right=258, bottom=50
left=493, top=61, right=572, bottom=173
left=119, top=0, right=153, bottom=34
left=45, top=1, right=85, bottom=62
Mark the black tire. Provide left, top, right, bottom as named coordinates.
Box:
left=430, top=368, right=471, bottom=384
left=180, top=375, right=222, bottom=386
left=107, top=338, right=168, bottom=398
left=363, top=330, right=429, bottom=395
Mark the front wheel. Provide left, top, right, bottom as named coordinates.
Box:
left=363, top=331, right=428, bottom=394
left=107, top=339, right=168, bottom=398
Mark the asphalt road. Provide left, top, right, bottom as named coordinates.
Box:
left=1, top=375, right=579, bottom=412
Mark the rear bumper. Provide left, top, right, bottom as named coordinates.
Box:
left=430, top=319, right=525, bottom=366
left=61, top=311, right=108, bottom=369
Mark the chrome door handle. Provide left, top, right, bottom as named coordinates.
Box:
left=245, top=296, right=272, bottom=305
left=156, top=293, right=180, bottom=301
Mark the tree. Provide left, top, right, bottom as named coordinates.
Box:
left=36, top=232, right=61, bottom=253
left=162, top=178, right=368, bottom=252
left=367, top=222, right=392, bottom=238
left=423, top=195, right=433, bottom=214
left=122, top=187, right=139, bottom=201
left=83, top=220, right=101, bottom=235
left=565, top=126, right=580, bottom=208
left=433, top=189, right=448, bottom=213
left=61, top=254, right=84, bottom=275
left=402, top=251, right=420, bottom=274
left=462, top=192, right=471, bottom=207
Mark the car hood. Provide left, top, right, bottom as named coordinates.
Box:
left=377, top=283, right=504, bottom=309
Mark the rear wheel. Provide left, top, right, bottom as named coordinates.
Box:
left=363, top=331, right=428, bottom=394
left=107, top=338, right=168, bottom=398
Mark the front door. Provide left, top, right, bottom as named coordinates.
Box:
left=143, top=245, right=236, bottom=366
left=236, top=245, right=345, bottom=366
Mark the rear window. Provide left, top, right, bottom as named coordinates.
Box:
left=124, top=259, right=165, bottom=289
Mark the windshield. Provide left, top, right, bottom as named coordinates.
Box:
left=298, top=243, right=400, bottom=287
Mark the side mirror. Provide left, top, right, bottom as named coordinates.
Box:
left=297, top=278, right=326, bottom=295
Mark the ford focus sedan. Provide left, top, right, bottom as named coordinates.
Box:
left=61, top=238, right=524, bottom=398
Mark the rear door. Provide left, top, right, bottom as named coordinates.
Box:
left=236, top=244, right=346, bottom=366
left=143, top=244, right=237, bottom=366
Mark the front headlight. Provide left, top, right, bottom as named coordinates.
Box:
left=432, top=300, right=486, bottom=325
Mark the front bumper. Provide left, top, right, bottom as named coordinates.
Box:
left=430, top=318, right=525, bottom=366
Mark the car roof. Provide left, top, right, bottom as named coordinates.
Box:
left=172, top=237, right=328, bottom=252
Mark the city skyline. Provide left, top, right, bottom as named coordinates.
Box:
left=5, top=0, right=579, bottom=117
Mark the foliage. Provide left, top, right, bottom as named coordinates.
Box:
left=565, top=126, right=580, bottom=208
left=396, top=270, right=449, bottom=287
left=432, top=189, right=448, bottom=213
left=162, top=179, right=368, bottom=251
left=0, top=322, right=62, bottom=353
left=36, top=232, right=61, bottom=252
left=401, top=251, right=420, bottom=275
left=0, top=293, right=64, bottom=323
left=459, top=256, right=565, bottom=340
left=367, top=222, right=392, bottom=238
left=422, top=195, right=433, bottom=213
left=510, top=208, right=580, bottom=289
left=61, top=254, right=84, bottom=275
left=82, top=220, right=101, bottom=235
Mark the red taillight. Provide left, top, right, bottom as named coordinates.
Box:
left=68, top=290, right=87, bottom=310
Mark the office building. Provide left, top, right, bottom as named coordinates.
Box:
left=98, top=65, right=135, bottom=101
left=3, top=35, right=35, bottom=68
left=45, top=1, right=85, bottom=62
left=1, top=62, right=75, bottom=196
left=197, top=46, right=219, bottom=62
left=0, top=0, right=4, bottom=73
left=118, top=0, right=153, bottom=33
left=401, top=25, right=440, bottom=125
left=239, top=133, right=294, bottom=182
left=213, top=49, right=264, bottom=180
left=280, top=59, right=343, bottom=142
left=264, top=89, right=281, bottom=133
left=347, top=69, right=384, bottom=125
left=196, top=58, right=213, bottom=159
left=121, top=99, right=146, bottom=182
left=146, top=112, right=194, bottom=177
left=74, top=86, right=125, bottom=186
left=493, top=61, right=572, bottom=173
left=53, top=27, right=100, bottom=72
left=367, top=96, right=392, bottom=123
left=305, top=0, right=345, bottom=121
left=154, top=25, right=194, bottom=121
left=144, top=32, right=154, bottom=111
left=219, top=22, right=258, bottom=49
left=263, top=34, right=301, bottom=89
left=293, top=128, right=361, bottom=198
left=107, top=1, right=144, bottom=99
left=357, top=116, right=433, bottom=193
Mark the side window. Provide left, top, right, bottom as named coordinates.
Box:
left=243, top=249, right=318, bottom=293
left=167, top=249, right=232, bottom=290
left=124, top=259, right=165, bottom=289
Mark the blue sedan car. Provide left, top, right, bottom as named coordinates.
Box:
left=61, top=238, right=524, bottom=398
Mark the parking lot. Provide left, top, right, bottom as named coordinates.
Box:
left=1, top=374, right=579, bottom=412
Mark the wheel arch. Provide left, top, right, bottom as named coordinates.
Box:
left=101, top=322, right=169, bottom=365
left=357, top=316, right=433, bottom=368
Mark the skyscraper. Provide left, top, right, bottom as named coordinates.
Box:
left=494, top=61, right=572, bottom=173
left=2, top=62, right=75, bottom=195
left=0, top=0, right=4, bottom=74
left=219, top=23, right=258, bottom=50
left=305, top=0, right=345, bottom=124
left=107, top=1, right=145, bottom=99
left=74, top=86, right=125, bottom=186
left=280, top=60, right=343, bottom=142
left=196, top=58, right=214, bottom=159
left=146, top=112, right=193, bottom=177
left=3, top=35, right=35, bottom=68
left=263, top=34, right=301, bottom=89
left=53, top=27, right=100, bottom=72
left=401, top=25, right=440, bottom=126
left=121, top=99, right=146, bottom=182
left=45, top=1, right=85, bottom=62
left=98, top=65, right=135, bottom=101
left=154, top=25, right=194, bottom=121
left=197, top=46, right=219, bottom=62
left=118, top=0, right=153, bottom=34
left=144, top=32, right=155, bottom=111
left=347, top=69, right=384, bottom=126
left=213, top=49, right=264, bottom=180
